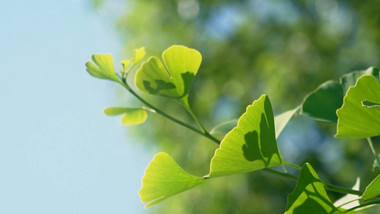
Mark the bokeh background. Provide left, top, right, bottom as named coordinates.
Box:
left=2, top=0, right=380, bottom=213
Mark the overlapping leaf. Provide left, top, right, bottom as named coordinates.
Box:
left=285, top=163, right=341, bottom=214
left=139, top=152, right=205, bottom=208
left=301, top=67, right=379, bottom=122
left=104, top=107, right=147, bottom=125
left=134, top=45, right=201, bottom=99
left=336, top=75, right=380, bottom=138
left=208, top=95, right=283, bottom=177
left=362, top=174, right=380, bottom=201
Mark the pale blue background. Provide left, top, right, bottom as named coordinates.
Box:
left=0, top=0, right=154, bottom=213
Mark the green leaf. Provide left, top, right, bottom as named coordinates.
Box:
left=362, top=174, right=380, bottom=200
left=301, top=67, right=379, bottom=122
left=134, top=45, right=201, bottom=99
left=208, top=95, right=283, bottom=177
left=274, top=107, right=299, bottom=139
left=210, top=119, right=238, bottom=139
left=285, top=163, right=341, bottom=214
left=301, top=80, right=343, bottom=122
left=85, top=54, right=120, bottom=82
left=121, top=59, right=131, bottom=73
left=103, top=107, right=147, bottom=125
left=132, top=47, right=146, bottom=68
left=336, top=75, right=380, bottom=138
left=339, top=67, right=379, bottom=93
left=139, top=152, right=205, bottom=208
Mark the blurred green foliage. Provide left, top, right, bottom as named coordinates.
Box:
left=93, top=0, right=380, bottom=213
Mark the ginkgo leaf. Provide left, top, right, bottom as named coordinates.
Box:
left=85, top=54, right=120, bottom=82
left=208, top=95, right=283, bottom=177
left=134, top=45, right=201, bottom=99
left=132, top=47, right=146, bottom=68
left=336, top=75, right=380, bottom=139
left=285, top=163, right=341, bottom=214
left=274, top=107, right=299, bottom=139
left=301, top=80, right=343, bottom=122
left=139, top=152, right=205, bottom=208
left=301, top=67, right=379, bottom=122
left=121, top=59, right=131, bottom=73
left=103, top=107, right=147, bottom=125
left=362, top=174, right=380, bottom=201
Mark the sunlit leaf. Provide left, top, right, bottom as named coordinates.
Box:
left=274, top=107, right=299, bottom=139
left=362, top=174, right=380, bottom=201
left=85, top=54, right=119, bottom=82
left=285, top=163, right=341, bottom=214
left=135, top=45, right=201, bottom=99
left=132, top=47, right=146, bottom=68
left=301, top=67, right=379, bottom=122
left=301, top=80, right=343, bottom=122
left=103, top=107, right=147, bottom=125
left=336, top=75, right=380, bottom=138
left=208, top=95, right=283, bottom=177
left=139, top=152, right=205, bottom=208
left=334, top=178, right=360, bottom=209
left=121, top=59, right=131, bottom=73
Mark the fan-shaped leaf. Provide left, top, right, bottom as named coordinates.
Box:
left=103, top=107, right=147, bottom=125
left=85, top=54, right=119, bottom=82
left=208, top=95, right=283, bottom=177
left=139, top=152, right=205, bottom=208
left=285, top=163, right=341, bottom=214
left=134, top=45, right=201, bottom=99
left=132, top=47, right=146, bottom=68
left=336, top=75, right=380, bottom=138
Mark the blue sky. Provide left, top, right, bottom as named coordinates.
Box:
left=0, top=0, right=155, bottom=213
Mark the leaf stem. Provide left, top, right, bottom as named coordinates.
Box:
left=263, top=168, right=298, bottom=181
left=344, top=199, right=380, bottom=213
left=181, top=97, right=220, bottom=144
left=284, top=162, right=302, bottom=170
left=119, top=82, right=220, bottom=144
left=367, top=137, right=380, bottom=168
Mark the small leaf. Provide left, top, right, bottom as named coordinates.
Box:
left=285, top=163, right=341, bottom=214
left=121, top=59, right=131, bottom=73
left=135, top=45, right=201, bottom=99
left=362, top=174, right=380, bottom=201
left=85, top=54, right=119, bottom=82
left=336, top=75, right=380, bottom=139
left=208, top=95, right=283, bottom=177
left=139, top=152, right=205, bottom=208
left=274, top=107, right=299, bottom=139
left=334, top=178, right=360, bottom=209
left=132, top=47, right=146, bottom=68
left=301, top=80, right=343, bottom=122
left=103, top=107, right=147, bottom=125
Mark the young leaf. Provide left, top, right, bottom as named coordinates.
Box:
left=134, top=45, right=201, bottom=99
left=301, top=80, right=343, bottom=122
left=139, top=152, right=205, bottom=208
left=336, top=75, right=380, bottom=139
left=285, top=163, right=341, bottom=214
left=208, top=95, right=283, bottom=177
left=103, top=107, right=147, bottom=125
left=85, top=54, right=120, bottom=82
left=121, top=59, right=131, bottom=73
left=132, top=47, right=146, bottom=68
left=362, top=174, right=380, bottom=201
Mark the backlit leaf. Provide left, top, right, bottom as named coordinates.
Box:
left=285, top=163, right=341, bottom=214
left=208, top=95, right=283, bottom=177
left=336, top=75, right=380, bottom=138
left=274, top=107, right=299, bottom=139
left=139, top=152, right=205, bottom=208
left=85, top=54, right=119, bottom=82
left=362, top=174, right=380, bottom=201
left=134, top=45, right=201, bottom=99
left=132, top=47, right=146, bottom=68
left=103, top=107, right=147, bottom=125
